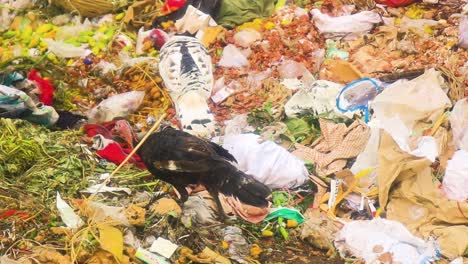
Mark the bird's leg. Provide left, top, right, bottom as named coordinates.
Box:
left=207, top=188, right=229, bottom=222
left=174, top=185, right=189, bottom=203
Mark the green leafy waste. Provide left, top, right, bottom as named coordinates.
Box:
left=0, top=118, right=149, bottom=205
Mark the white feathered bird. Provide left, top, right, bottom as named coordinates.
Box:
left=158, top=35, right=215, bottom=138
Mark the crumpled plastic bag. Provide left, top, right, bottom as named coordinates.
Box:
left=234, top=28, right=262, bottom=48
left=182, top=194, right=219, bottom=226
left=460, top=15, right=468, bottom=49
left=285, top=80, right=353, bottom=119
left=221, top=226, right=250, bottom=263
left=398, top=17, right=439, bottom=37
left=378, top=132, right=468, bottom=259
left=310, top=9, right=381, bottom=40
left=441, top=150, right=468, bottom=202
left=0, top=85, right=59, bottom=127
left=218, top=44, right=249, bottom=68
left=233, top=29, right=261, bottom=48
left=43, top=39, right=90, bottom=58
left=378, top=116, right=439, bottom=162
left=371, top=68, right=451, bottom=150
left=175, top=5, right=217, bottom=34
left=76, top=200, right=130, bottom=226
left=350, top=120, right=381, bottom=184
left=293, top=119, right=370, bottom=176
left=449, top=98, right=468, bottom=151
left=278, top=60, right=315, bottom=84
left=223, top=114, right=255, bottom=136
left=335, top=218, right=440, bottom=264
left=301, top=209, right=341, bottom=251
left=87, top=91, right=145, bottom=123
left=214, top=134, right=308, bottom=189
left=217, top=0, right=276, bottom=28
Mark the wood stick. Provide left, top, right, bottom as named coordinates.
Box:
left=88, top=113, right=167, bottom=201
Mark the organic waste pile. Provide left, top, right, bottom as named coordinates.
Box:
left=0, top=0, right=467, bottom=263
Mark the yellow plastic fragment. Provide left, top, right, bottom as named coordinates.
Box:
left=264, top=22, right=275, bottom=30
left=261, top=230, right=274, bottom=237
left=115, top=13, right=125, bottom=21
left=286, top=219, right=298, bottom=228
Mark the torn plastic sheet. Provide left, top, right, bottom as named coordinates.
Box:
left=449, top=98, right=468, bottom=151
left=335, top=218, right=441, bottom=264
left=175, top=5, right=217, bottom=35
left=43, top=38, right=90, bottom=58
left=56, top=192, right=84, bottom=229
left=371, top=69, right=450, bottom=161
left=285, top=80, right=355, bottom=119
left=218, top=44, right=249, bottom=68
left=81, top=183, right=132, bottom=195
left=87, top=91, right=145, bottom=123
left=441, top=150, right=468, bottom=202
left=378, top=116, right=439, bottom=162
left=310, top=9, right=381, bottom=40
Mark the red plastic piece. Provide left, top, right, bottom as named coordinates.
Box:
left=28, top=69, right=55, bottom=106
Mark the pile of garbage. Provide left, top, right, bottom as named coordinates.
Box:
left=1, top=0, right=467, bottom=263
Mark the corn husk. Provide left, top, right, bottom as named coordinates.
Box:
left=52, top=0, right=129, bottom=17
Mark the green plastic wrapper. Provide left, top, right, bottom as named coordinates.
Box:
left=217, top=0, right=276, bottom=28
left=264, top=207, right=306, bottom=224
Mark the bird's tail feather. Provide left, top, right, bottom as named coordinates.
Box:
left=220, top=170, right=271, bottom=208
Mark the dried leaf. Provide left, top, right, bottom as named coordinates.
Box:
left=99, top=225, right=124, bottom=261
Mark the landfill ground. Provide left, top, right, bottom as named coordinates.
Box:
left=1, top=0, right=467, bottom=263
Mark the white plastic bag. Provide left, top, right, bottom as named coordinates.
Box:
left=335, top=218, right=440, bottom=264
left=460, top=16, right=468, bottom=49
left=234, top=29, right=261, bottom=48
left=379, top=116, right=439, bottom=162
left=449, top=98, right=468, bottom=151
left=218, top=44, right=248, bottom=68
left=284, top=80, right=353, bottom=119
left=87, top=91, right=145, bottom=123
left=310, top=9, right=381, bottom=40
left=44, top=38, right=90, bottom=58
left=399, top=17, right=439, bottom=37
left=442, top=150, right=468, bottom=202
left=214, top=134, right=308, bottom=189
left=372, top=68, right=451, bottom=130
left=175, top=5, right=217, bottom=35
left=278, top=60, right=314, bottom=83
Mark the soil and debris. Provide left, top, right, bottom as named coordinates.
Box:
left=1, top=0, right=467, bottom=263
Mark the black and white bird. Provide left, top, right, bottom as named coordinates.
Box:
left=113, top=121, right=271, bottom=221
left=158, top=35, right=216, bottom=138
left=139, top=127, right=271, bottom=220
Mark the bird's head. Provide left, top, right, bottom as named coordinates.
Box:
left=176, top=93, right=216, bottom=139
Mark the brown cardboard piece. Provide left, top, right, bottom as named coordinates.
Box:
left=378, top=132, right=468, bottom=258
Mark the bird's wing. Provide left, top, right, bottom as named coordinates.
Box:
left=208, top=141, right=237, bottom=163
left=150, top=129, right=225, bottom=173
